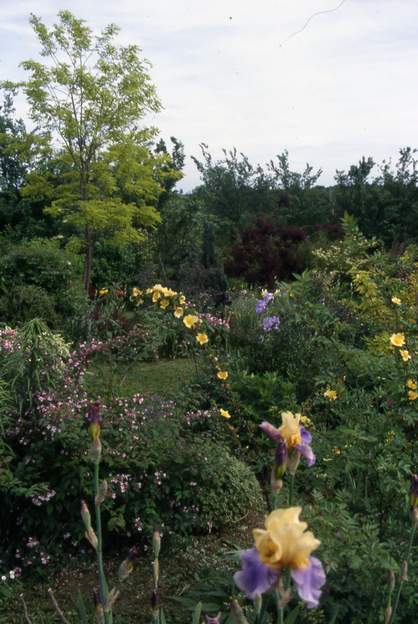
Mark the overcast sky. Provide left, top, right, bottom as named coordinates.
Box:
left=1, top=0, right=417, bottom=190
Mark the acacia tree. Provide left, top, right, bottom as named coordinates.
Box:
left=4, top=11, right=179, bottom=290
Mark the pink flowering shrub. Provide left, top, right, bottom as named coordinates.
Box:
left=0, top=326, right=263, bottom=575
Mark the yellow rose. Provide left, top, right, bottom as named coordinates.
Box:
left=183, top=314, right=199, bottom=329
left=152, top=291, right=161, bottom=303
left=196, top=333, right=209, bottom=346
left=253, top=507, right=320, bottom=570
left=220, top=408, right=231, bottom=419
left=217, top=370, right=229, bottom=381
left=132, top=287, right=142, bottom=297
left=400, top=349, right=411, bottom=362
left=406, top=379, right=417, bottom=390
left=390, top=333, right=405, bottom=347
left=159, top=299, right=170, bottom=310
left=323, top=389, right=337, bottom=401
left=174, top=307, right=183, bottom=318
left=98, top=288, right=109, bottom=296
left=278, top=411, right=301, bottom=448
left=408, top=390, right=418, bottom=401
left=179, top=295, right=186, bottom=305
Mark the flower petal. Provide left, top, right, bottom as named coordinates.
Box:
left=296, top=427, right=316, bottom=466
left=291, top=556, right=326, bottom=609
left=234, top=548, right=278, bottom=599
left=260, top=421, right=282, bottom=442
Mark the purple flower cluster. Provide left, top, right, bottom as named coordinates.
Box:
left=255, top=291, right=274, bottom=314
left=262, top=315, right=281, bottom=332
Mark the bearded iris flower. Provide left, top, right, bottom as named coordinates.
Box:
left=260, top=411, right=316, bottom=468
left=234, top=507, right=326, bottom=608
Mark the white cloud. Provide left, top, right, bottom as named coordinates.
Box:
left=1, top=0, right=418, bottom=189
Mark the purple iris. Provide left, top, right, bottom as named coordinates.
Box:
left=255, top=292, right=274, bottom=314
left=233, top=548, right=278, bottom=599
left=291, top=556, right=326, bottom=609
left=262, top=315, right=281, bottom=332
left=259, top=422, right=316, bottom=468
left=295, top=427, right=316, bottom=467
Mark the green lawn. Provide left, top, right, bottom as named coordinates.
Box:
left=85, top=356, right=196, bottom=399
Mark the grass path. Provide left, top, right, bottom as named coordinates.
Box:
left=85, top=356, right=196, bottom=399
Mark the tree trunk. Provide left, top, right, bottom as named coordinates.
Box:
left=83, top=226, right=93, bottom=293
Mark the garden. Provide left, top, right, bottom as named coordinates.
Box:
left=0, top=10, right=417, bottom=624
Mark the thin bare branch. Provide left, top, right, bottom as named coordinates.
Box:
left=48, top=587, right=72, bottom=624
left=19, top=593, right=33, bottom=624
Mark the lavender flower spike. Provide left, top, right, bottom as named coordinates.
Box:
left=234, top=548, right=278, bottom=600
left=296, top=426, right=316, bottom=467
left=291, top=556, right=326, bottom=609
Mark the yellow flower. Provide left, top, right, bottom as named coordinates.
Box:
left=390, top=333, right=405, bottom=347
left=98, top=288, right=109, bottom=296
left=253, top=507, right=320, bottom=570
left=391, top=296, right=401, bottom=305
left=160, top=298, right=170, bottom=310
left=300, top=415, right=313, bottom=428
left=152, top=290, right=161, bottom=303
left=408, top=390, right=418, bottom=401
left=174, top=307, right=183, bottom=318
left=400, top=349, right=411, bottom=362
left=217, top=370, right=229, bottom=381
left=183, top=314, right=199, bottom=329
left=278, top=411, right=301, bottom=448
left=406, top=379, right=417, bottom=390
left=220, top=408, right=231, bottom=419
left=179, top=295, right=186, bottom=305
left=132, top=287, right=142, bottom=297
left=196, top=332, right=209, bottom=346
left=323, top=389, right=337, bottom=401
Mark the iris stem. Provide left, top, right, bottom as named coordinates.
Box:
left=288, top=473, right=295, bottom=506
left=94, top=460, right=111, bottom=623
left=390, top=521, right=417, bottom=624
left=275, top=590, right=284, bottom=624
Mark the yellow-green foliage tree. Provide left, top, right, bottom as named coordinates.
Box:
left=4, top=11, right=181, bottom=290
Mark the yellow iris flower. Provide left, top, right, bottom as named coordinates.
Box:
left=196, top=333, right=209, bottom=346
left=253, top=507, right=320, bottom=570
left=183, top=314, right=199, bottom=329
left=278, top=411, right=302, bottom=448
left=390, top=333, right=405, bottom=347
